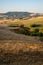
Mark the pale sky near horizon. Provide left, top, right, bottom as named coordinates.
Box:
left=0, top=0, right=43, bottom=13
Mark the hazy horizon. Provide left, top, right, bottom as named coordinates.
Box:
left=0, top=0, right=43, bottom=13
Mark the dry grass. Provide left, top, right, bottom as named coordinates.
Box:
left=0, top=16, right=43, bottom=26
left=0, top=41, right=43, bottom=65
left=0, top=16, right=43, bottom=65
left=0, top=41, right=43, bottom=53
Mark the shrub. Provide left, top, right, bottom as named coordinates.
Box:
left=20, top=25, right=30, bottom=35
left=30, top=28, right=39, bottom=36
left=31, top=32, right=39, bottom=36
left=24, top=29, right=30, bottom=35
left=31, top=24, right=41, bottom=27
left=39, top=32, right=43, bottom=37
left=34, top=28, right=39, bottom=33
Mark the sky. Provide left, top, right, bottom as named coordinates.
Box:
left=0, top=0, right=43, bottom=13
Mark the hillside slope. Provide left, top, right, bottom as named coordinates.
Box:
left=0, top=26, right=43, bottom=65
left=0, top=26, right=42, bottom=43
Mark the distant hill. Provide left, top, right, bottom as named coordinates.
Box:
left=0, top=12, right=43, bottom=19
left=5, top=12, right=32, bottom=18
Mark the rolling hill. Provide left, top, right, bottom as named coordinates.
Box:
left=0, top=12, right=43, bottom=65
left=0, top=12, right=42, bottom=19
left=0, top=26, right=41, bottom=43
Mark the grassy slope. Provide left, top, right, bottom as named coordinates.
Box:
left=0, top=16, right=43, bottom=65
left=7, top=16, right=43, bottom=26
left=0, top=26, right=43, bottom=52
left=0, top=41, right=43, bottom=65
left=7, top=16, right=43, bottom=32
left=0, top=16, right=43, bottom=25
left=0, top=26, right=41, bottom=43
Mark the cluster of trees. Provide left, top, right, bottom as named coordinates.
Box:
left=31, top=24, right=41, bottom=27
left=19, top=24, right=43, bottom=37
left=9, top=24, right=43, bottom=41
left=10, top=24, right=43, bottom=37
